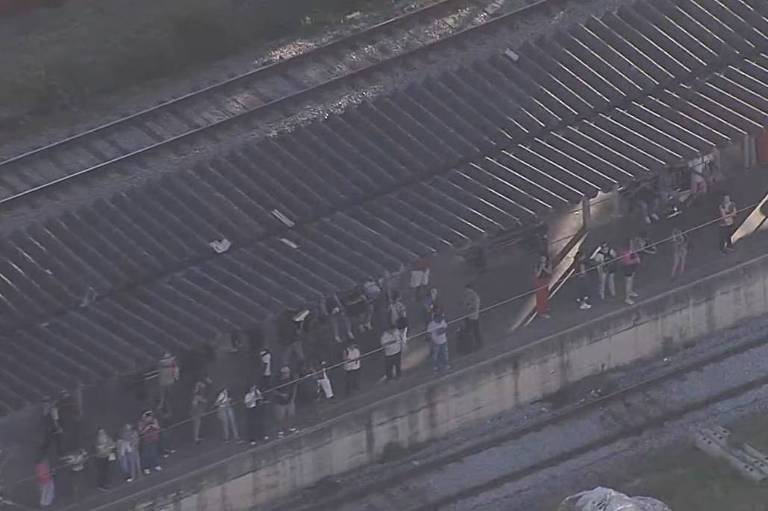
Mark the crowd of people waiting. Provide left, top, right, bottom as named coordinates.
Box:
left=32, top=261, right=490, bottom=508
left=30, top=148, right=739, bottom=508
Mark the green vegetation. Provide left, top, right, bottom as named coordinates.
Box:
left=0, top=0, right=395, bottom=126
left=620, top=415, right=768, bottom=511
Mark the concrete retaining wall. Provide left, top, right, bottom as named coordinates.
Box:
left=102, top=252, right=768, bottom=511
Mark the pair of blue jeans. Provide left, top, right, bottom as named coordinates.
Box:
left=141, top=442, right=159, bottom=471
left=431, top=343, right=449, bottom=372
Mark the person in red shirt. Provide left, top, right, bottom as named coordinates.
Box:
left=35, top=456, right=54, bottom=507
left=138, top=410, right=162, bottom=474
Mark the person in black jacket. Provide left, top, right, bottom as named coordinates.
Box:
left=272, top=367, right=297, bottom=438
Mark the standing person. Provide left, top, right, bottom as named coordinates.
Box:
left=138, top=410, right=162, bottom=475
left=156, top=397, right=176, bottom=458
left=273, top=366, right=298, bottom=438
left=690, top=154, right=708, bottom=197
left=244, top=385, right=268, bottom=445
left=619, top=239, right=641, bottom=305
left=462, top=284, right=483, bottom=352
left=63, top=448, right=87, bottom=502
left=718, top=194, right=737, bottom=252
left=410, top=257, right=431, bottom=300
left=361, top=277, right=382, bottom=331
left=260, top=348, right=273, bottom=390
left=214, top=388, right=240, bottom=443
left=635, top=180, right=660, bottom=224
left=420, top=288, right=440, bottom=334
left=58, top=389, right=79, bottom=454
left=388, top=291, right=408, bottom=331
left=94, top=429, right=115, bottom=490
left=117, top=424, right=141, bottom=482
left=573, top=249, right=592, bottom=311
left=322, top=293, right=354, bottom=343
left=157, top=352, right=179, bottom=408
left=190, top=382, right=208, bottom=444
left=40, top=396, right=63, bottom=459
left=594, top=242, right=617, bottom=300
left=315, top=361, right=334, bottom=400
left=343, top=342, right=361, bottom=396
left=380, top=326, right=404, bottom=381
left=671, top=227, right=689, bottom=278
left=427, top=310, right=450, bottom=373
left=534, top=255, right=553, bottom=319
left=35, top=457, right=54, bottom=508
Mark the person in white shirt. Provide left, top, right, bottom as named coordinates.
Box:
left=260, top=349, right=272, bottom=389
left=380, top=326, right=403, bottom=381
left=427, top=311, right=450, bottom=373
left=343, top=343, right=361, bottom=395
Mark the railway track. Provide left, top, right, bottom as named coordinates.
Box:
left=0, top=0, right=555, bottom=208
left=283, top=328, right=768, bottom=511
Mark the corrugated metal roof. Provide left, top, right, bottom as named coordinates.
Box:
left=0, top=0, right=766, bottom=412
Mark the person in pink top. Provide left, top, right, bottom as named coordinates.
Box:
left=35, top=456, right=54, bottom=507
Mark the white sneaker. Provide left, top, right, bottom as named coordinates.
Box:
left=629, top=292, right=639, bottom=298
left=143, top=469, right=150, bottom=475
left=154, top=466, right=162, bottom=472
left=579, top=302, right=592, bottom=310
left=126, top=478, right=133, bottom=483
left=625, top=298, right=635, bottom=305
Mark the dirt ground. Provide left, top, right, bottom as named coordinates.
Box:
left=0, top=0, right=409, bottom=141
left=619, top=413, right=768, bottom=511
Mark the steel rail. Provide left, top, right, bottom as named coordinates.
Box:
left=0, top=0, right=561, bottom=208
left=291, top=328, right=768, bottom=511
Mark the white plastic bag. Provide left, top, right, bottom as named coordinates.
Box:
left=557, top=487, right=671, bottom=511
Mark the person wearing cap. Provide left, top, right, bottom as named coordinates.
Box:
left=214, top=388, right=240, bottom=443
left=138, top=410, right=162, bottom=474
left=272, top=367, right=297, bottom=438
